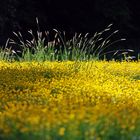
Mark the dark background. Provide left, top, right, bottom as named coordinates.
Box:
left=0, top=0, right=140, bottom=57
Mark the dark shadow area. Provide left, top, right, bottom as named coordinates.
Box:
left=0, top=0, right=140, bottom=59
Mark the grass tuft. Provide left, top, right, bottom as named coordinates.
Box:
left=7, top=19, right=131, bottom=62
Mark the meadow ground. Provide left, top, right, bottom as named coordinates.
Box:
left=0, top=60, right=140, bottom=140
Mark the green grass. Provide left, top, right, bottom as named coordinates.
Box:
left=0, top=19, right=134, bottom=62
left=1, top=117, right=140, bottom=140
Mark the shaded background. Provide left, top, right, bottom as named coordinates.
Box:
left=0, top=0, right=140, bottom=57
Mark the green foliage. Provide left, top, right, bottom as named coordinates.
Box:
left=132, top=75, right=140, bottom=81
left=1, top=117, right=140, bottom=140
left=8, top=20, right=128, bottom=62
left=0, top=39, right=15, bottom=61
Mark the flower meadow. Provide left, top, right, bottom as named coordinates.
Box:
left=0, top=60, right=140, bottom=140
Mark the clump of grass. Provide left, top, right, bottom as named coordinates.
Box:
left=0, top=39, right=16, bottom=61
left=6, top=18, right=133, bottom=62
left=54, top=24, right=125, bottom=61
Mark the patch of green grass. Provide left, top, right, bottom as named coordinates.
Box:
left=132, top=75, right=140, bottom=81
left=7, top=18, right=130, bottom=62
left=0, top=39, right=16, bottom=61
left=1, top=116, right=140, bottom=140
left=0, top=18, right=135, bottom=62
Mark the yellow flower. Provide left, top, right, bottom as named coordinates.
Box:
left=69, top=113, right=75, bottom=120
left=58, top=127, right=65, bottom=136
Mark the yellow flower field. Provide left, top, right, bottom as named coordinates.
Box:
left=0, top=61, right=140, bottom=140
